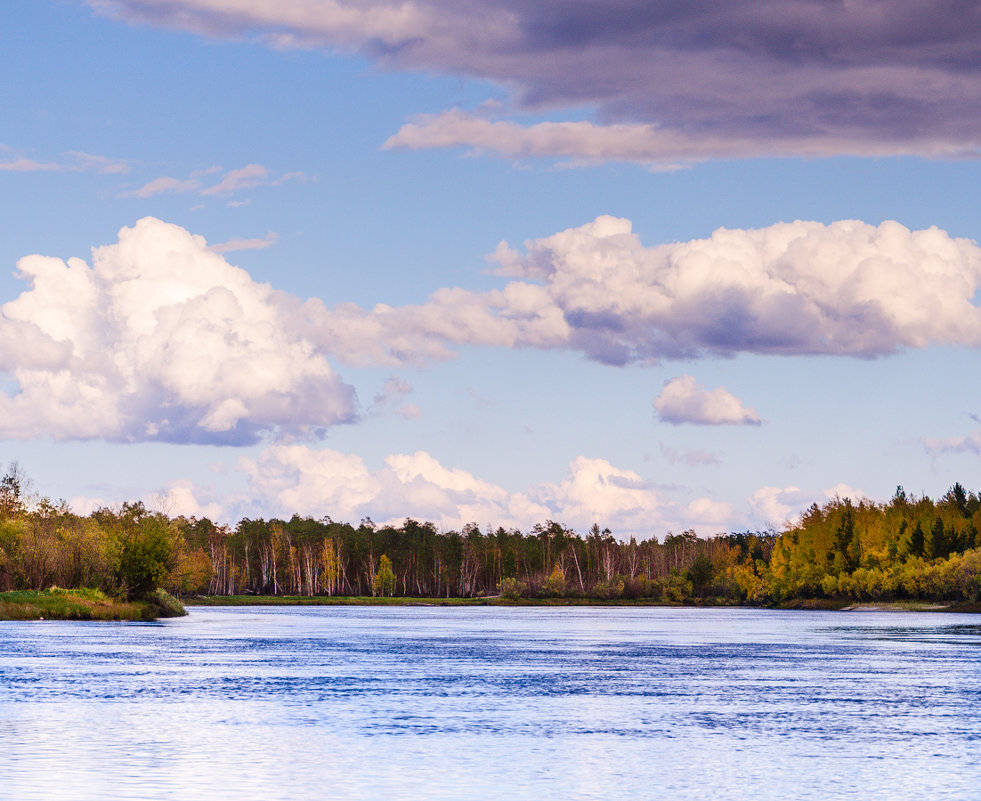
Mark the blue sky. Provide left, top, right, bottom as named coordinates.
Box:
left=2, top=0, right=981, bottom=537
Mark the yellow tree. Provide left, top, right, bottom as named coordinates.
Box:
left=320, top=538, right=339, bottom=596
left=373, top=554, right=396, bottom=597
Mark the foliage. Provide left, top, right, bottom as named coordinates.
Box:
left=372, top=554, right=397, bottom=597
left=0, top=588, right=178, bottom=621
left=542, top=564, right=567, bottom=596
left=101, top=504, right=179, bottom=600
left=497, top=577, right=527, bottom=599
left=1, top=465, right=981, bottom=610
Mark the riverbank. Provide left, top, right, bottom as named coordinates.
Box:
left=183, top=595, right=981, bottom=612
left=0, top=588, right=187, bottom=621
left=5, top=591, right=975, bottom=618
left=184, top=594, right=728, bottom=607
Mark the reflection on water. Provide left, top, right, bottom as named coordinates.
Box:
left=1, top=607, right=980, bottom=800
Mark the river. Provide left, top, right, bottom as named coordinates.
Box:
left=1, top=606, right=979, bottom=800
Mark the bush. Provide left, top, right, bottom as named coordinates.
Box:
left=497, top=577, right=527, bottom=599
left=115, top=514, right=178, bottom=600
left=144, top=588, right=187, bottom=618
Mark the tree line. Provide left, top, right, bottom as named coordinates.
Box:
left=0, top=464, right=979, bottom=605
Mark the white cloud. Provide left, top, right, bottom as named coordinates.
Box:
left=302, top=216, right=981, bottom=368
left=654, top=375, right=761, bottom=426
left=231, top=446, right=730, bottom=538
left=150, top=480, right=227, bottom=520
left=749, top=483, right=869, bottom=529
left=749, top=486, right=813, bottom=530
left=199, top=163, right=270, bottom=196
left=0, top=217, right=356, bottom=444
left=384, top=109, right=965, bottom=167
left=8, top=214, right=981, bottom=449
left=209, top=231, right=279, bottom=254
left=924, top=430, right=981, bottom=455
left=659, top=443, right=721, bottom=467
left=478, top=216, right=981, bottom=361
left=0, top=149, right=129, bottom=174
left=120, top=176, right=202, bottom=198
left=120, top=164, right=305, bottom=199
left=67, top=151, right=131, bottom=175
left=369, top=375, right=421, bottom=419
left=824, top=483, right=868, bottom=505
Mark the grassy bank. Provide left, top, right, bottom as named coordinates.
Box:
left=184, top=595, right=980, bottom=612
left=0, top=588, right=187, bottom=621
left=185, top=594, right=738, bottom=608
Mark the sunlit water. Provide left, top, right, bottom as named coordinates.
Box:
left=1, top=606, right=980, bottom=800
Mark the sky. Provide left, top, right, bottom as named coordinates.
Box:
left=2, top=0, right=981, bottom=538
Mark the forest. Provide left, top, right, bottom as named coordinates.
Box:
left=1, top=462, right=980, bottom=606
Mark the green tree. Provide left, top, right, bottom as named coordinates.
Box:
left=686, top=553, right=714, bottom=597
left=497, top=576, right=527, bottom=599
left=108, top=504, right=178, bottom=599
left=372, top=554, right=396, bottom=597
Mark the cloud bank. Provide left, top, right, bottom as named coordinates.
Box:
left=0, top=217, right=356, bottom=444
left=232, top=446, right=732, bottom=538
left=304, top=215, right=981, bottom=367
left=90, top=0, right=981, bottom=161
left=654, top=375, right=761, bottom=426
left=5, top=215, right=980, bottom=443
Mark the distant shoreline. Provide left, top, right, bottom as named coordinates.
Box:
left=4, top=592, right=978, bottom=621
left=181, top=595, right=981, bottom=613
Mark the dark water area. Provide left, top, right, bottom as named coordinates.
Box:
left=1, top=606, right=979, bottom=799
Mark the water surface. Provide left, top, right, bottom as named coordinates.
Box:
left=1, top=606, right=979, bottom=800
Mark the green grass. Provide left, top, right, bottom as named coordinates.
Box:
left=0, top=587, right=186, bottom=621
left=183, top=595, right=979, bottom=612
left=185, top=594, right=496, bottom=607
left=183, top=594, right=733, bottom=607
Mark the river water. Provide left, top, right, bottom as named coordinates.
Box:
left=0, top=606, right=979, bottom=800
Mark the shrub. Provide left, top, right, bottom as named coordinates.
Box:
left=497, top=577, right=527, bottom=599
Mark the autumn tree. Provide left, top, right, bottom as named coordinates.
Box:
left=373, top=554, right=396, bottom=597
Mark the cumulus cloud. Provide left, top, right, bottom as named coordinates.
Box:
left=238, top=445, right=534, bottom=530
left=151, top=480, right=228, bottom=520
left=654, top=375, right=761, bottom=426
left=749, top=483, right=868, bottom=529
left=90, top=0, right=981, bottom=161
left=749, top=486, right=814, bottom=529
left=306, top=216, right=981, bottom=367
left=0, top=217, right=356, bottom=444
left=8, top=215, right=981, bottom=446
left=485, top=216, right=981, bottom=361
left=231, top=446, right=729, bottom=537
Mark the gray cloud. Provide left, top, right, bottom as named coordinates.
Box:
left=91, top=0, right=981, bottom=161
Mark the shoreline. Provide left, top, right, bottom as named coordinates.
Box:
left=4, top=591, right=977, bottom=620
left=181, top=595, right=981, bottom=613
left=0, top=588, right=186, bottom=621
